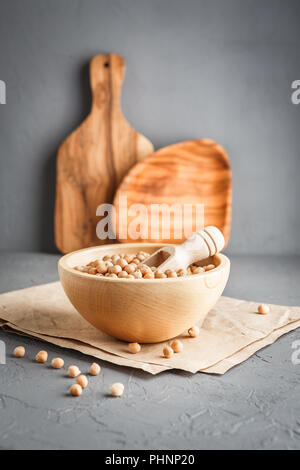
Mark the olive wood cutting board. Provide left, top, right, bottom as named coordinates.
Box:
left=55, top=54, right=154, bottom=253
left=113, top=139, right=232, bottom=245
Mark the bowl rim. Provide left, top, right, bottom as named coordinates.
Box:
left=58, top=243, right=230, bottom=283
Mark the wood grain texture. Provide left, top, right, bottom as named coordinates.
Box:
left=113, top=139, right=232, bottom=245
left=58, top=244, right=230, bottom=343
left=55, top=54, right=154, bottom=253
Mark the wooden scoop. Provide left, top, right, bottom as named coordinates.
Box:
left=141, top=226, right=225, bottom=272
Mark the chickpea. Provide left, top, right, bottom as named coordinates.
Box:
left=105, top=273, right=118, bottom=278
left=163, top=346, right=174, bottom=358
left=70, top=384, right=82, bottom=397
left=166, top=270, right=177, bottom=278
left=151, top=266, right=157, bottom=272
left=192, top=266, right=205, bottom=274
left=102, top=255, right=111, bottom=262
left=132, top=258, right=140, bottom=265
left=90, top=362, right=101, bottom=376
left=118, top=271, right=128, bottom=278
left=116, top=258, right=128, bottom=269
left=105, top=261, right=114, bottom=268
left=177, top=268, right=187, bottom=277
left=76, top=374, right=88, bottom=389
left=139, top=251, right=149, bottom=258
left=128, top=342, right=141, bottom=354
left=155, top=271, right=167, bottom=279
left=144, top=271, right=154, bottom=279
left=87, top=260, right=97, bottom=267
left=36, top=350, right=48, bottom=363
left=108, top=264, right=122, bottom=274
left=187, top=267, right=193, bottom=275
left=125, top=263, right=136, bottom=274
left=133, top=270, right=143, bottom=279
left=171, top=339, right=183, bottom=353
left=204, top=264, right=215, bottom=271
left=136, top=253, right=146, bottom=261
left=13, top=346, right=25, bottom=358
left=68, top=365, right=81, bottom=378
left=258, top=304, right=270, bottom=315
left=109, top=382, right=124, bottom=397
left=88, top=267, right=98, bottom=275
left=51, top=357, right=64, bottom=369
left=82, top=266, right=90, bottom=273
left=96, top=261, right=108, bottom=274
left=139, top=264, right=151, bottom=275
left=75, top=265, right=85, bottom=272
left=111, top=255, right=120, bottom=265
left=188, top=326, right=200, bottom=338
left=124, top=254, right=135, bottom=263
left=127, top=274, right=135, bottom=279
left=96, top=273, right=104, bottom=277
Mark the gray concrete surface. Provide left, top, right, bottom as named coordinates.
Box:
left=0, top=0, right=300, bottom=255
left=0, top=252, right=299, bottom=450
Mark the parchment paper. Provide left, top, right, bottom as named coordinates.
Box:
left=0, top=282, right=299, bottom=375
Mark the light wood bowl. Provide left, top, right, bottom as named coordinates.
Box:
left=58, top=243, right=230, bottom=343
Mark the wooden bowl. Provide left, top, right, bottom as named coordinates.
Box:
left=58, top=243, right=230, bottom=343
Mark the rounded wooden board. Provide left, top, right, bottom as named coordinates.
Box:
left=113, top=139, right=232, bottom=245
left=55, top=54, right=154, bottom=254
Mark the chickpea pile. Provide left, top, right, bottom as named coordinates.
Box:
left=74, top=251, right=216, bottom=279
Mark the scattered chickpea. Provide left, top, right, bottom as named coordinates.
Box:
left=171, top=339, right=183, bottom=353
left=204, top=264, right=215, bottom=271
left=109, top=382, right=124, bottom=397
left=128, top=342, right=141, bottom=354
left=36, top=350, right=48, bottom=363
left=258, top=304, right=270, bottom=315
left=163, top=346, right=174, bottom=358
left=70, top=384, right=82, bottom=397
left=51, top=357, right=64, bottom=369
left=188, top=326, right=200, bottom=338
left=76, top=374, right=88, bottom=389
left=68, top=365, right=81, bottom=378
left=13, top=346, right=25, bottom=358
left=90, top=362, right=101, bottom=376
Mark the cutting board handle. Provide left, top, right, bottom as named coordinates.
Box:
left=89, top=54, right=125, bottom=114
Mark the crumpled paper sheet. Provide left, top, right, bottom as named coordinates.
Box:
left=0, top=282, right=299, bottom=375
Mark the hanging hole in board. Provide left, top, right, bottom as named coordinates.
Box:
left=104, top=62, right=109, bottom=68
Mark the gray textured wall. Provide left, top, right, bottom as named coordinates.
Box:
left=0, top=0, right=299, bottom=254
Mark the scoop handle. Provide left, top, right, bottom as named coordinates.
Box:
left=180, top=226, right=225, bottom=265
